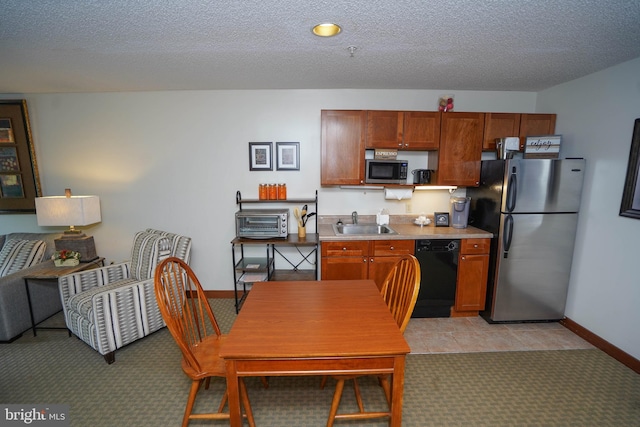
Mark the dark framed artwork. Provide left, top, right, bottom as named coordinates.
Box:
left=619, top=118, right=640, bottom=219
left=276, top=142, right=300, bottom=171
left=0, top=100, right=42, bottom=213
left=249, top=142, right=273, bottom=171
left=434, top=212, right=449, bottom=227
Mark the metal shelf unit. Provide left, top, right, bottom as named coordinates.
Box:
left=231, top=190, right=318, bottom=312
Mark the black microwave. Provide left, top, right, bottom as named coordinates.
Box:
left=365, top=159, right=409, bottom=184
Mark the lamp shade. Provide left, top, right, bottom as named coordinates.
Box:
left=35, top=196, right=101, bottom=227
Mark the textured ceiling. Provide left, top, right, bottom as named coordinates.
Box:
left=2, top=0, right=640, bottom=93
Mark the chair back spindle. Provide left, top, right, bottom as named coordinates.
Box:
left=380, top=254, right=421, bottom=334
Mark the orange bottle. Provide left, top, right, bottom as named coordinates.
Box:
left=268, top=184, right=277, bottom=200
left=259, top=184, right=267, bottom=200
left=278, top=184, right=287, bottom=200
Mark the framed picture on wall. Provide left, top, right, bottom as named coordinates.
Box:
left=619, top=118, right=640, bottom=219
left=0, top=100, right=42, bottom=213
left=249, top=142, right=273, bottom=171
left=276, top=142, right=300, bottom=171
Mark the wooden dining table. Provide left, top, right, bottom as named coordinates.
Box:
left=220, top=279, right=411, bottom=427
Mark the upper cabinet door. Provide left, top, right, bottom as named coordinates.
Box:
left=483, top=113, right=521, bottom=151
left=519, top=113, right=557, bottom=150
left=438, top=112, right=485, bottom=187
left=366, top=111, right=403, bottom=149
left=403, top=111, right=441, bottom=150
left=321, top=110, right=366, bottom=185
left=366, top=110, right=441, bottom=150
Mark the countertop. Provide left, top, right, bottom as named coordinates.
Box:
left=317, top=215, right=493, bottom=241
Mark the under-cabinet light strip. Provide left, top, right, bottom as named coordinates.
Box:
left=338, top=185, right=457, bottom=192
left=414, top=186, right=458, bottom=191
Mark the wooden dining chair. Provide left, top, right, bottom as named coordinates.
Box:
left=154, top=257, right=256, bottom=427
left=324, top=254, right=421, bottom=426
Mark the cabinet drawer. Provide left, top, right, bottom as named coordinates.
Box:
left=460, top=238, right=490, bottom=254
left=372, top=240, right=414, bottom=256
left=322, top=241, right=369, bottom=257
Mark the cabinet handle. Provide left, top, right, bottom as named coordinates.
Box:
left=342, top=247, right=347, bottom=251
left=474, top=244, right=478, bottom=248
left=462, top=256, right=466, bottom=260
left=370, top=258, right=374, bottom=263
left=363, top=258, right=367, bottom=263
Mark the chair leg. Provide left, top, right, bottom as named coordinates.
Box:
left=320, top=375, right=328, bottom=389
left=183, top=379, right=201, bottom=427
left=217, top=391, right=228, bottom=413
left=326, top=378, right=345, bottom=427
left=103, top=351, right=115, bottom=364
left=260, top=376, right=269, bottom=389
left=327, top=376, right=391, bottom=425
left=379, top=374, right=391, bottom=406
left=352, top=378, right=364, bottom=413
left=239, top=378, right=256, bottom=427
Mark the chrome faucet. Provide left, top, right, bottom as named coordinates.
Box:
left=352, top=211, right=358, bottom=224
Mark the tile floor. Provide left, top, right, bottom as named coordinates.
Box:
left=404, top=316, right=594, bottom=354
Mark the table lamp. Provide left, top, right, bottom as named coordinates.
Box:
left=35, top=188, right=101, bottom=262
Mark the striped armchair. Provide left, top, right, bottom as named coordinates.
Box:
left=59, top=229, right=192, bottom=364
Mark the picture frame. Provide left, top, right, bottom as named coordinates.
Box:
left=249, top=142, right=273, bottom=171
left=0, top=100, right=42, bottom=213
left=434, top=212, right=449, bottom=227
left=619, top=119, right=640, bottom=220
left=276, top=142, right=300, bottom=171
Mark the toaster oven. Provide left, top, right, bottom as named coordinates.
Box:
left=235, top=209, right=289, bottom=239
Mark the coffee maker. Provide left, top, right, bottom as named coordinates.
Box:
left=450, top=196, right=471, bottom=229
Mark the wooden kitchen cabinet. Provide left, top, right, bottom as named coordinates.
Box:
left=321, top=109, right=556, bottom=187
left=368, top=240, right=415, bottom=288
left=519, top=113, right=556, bottom=151
left=321, top=110, right=366, bottom=185
left=431, top=112, right=485, bottom=187
left=366, top=111, right=402, bottom=149
left=366, top=110, right=441, bottom=150
left=321, top=239, right=414, bottom=290
left=404, top=111, right=441, bottom=150
left=483, top=112, right=556, bottom=152
left=453, top=238, right=490, bottom=316
left=483, top=113, right=521, bottom=151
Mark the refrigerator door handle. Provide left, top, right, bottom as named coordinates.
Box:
left=506, top=170, right=517, bottom=212
left=503, top=214, right=514, bottom=258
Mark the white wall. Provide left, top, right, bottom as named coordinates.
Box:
left=0, top=89, right=536, bottom=292
left=537, top=57, right=640, bottom=359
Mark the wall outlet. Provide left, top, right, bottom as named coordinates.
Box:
left=405, top=201, right=412, bottom=213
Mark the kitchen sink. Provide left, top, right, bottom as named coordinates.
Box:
left=332, top=223, right=397, bottom=235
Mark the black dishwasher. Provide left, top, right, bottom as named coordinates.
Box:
left=412, top=239, right=459, bottom=317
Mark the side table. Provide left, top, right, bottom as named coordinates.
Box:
left=23, top=257, right=105, bottom=337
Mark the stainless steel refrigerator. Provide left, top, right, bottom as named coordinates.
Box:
left=468, top=158, right=585, bottom=322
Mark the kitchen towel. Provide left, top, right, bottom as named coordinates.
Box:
left=384, top=188, right=413, bottom=200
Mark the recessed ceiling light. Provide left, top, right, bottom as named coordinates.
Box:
left=312, top=23, right=341, bottom=37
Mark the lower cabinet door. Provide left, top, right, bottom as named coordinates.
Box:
left=321, top=256, right=368, bottom=281
left=368, top=255, right=406, bottom=291
left=455, top=253, right=489, bottom=312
